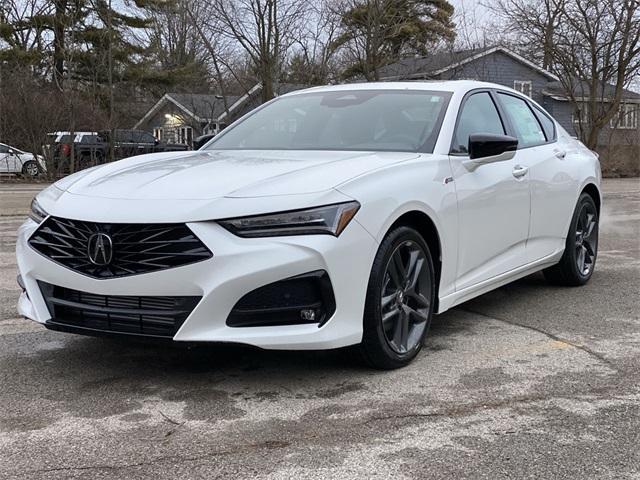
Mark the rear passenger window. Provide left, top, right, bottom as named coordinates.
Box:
left=498, top=93, right=546, bottom=147
left=532, top=105, right=556, bottom=142
left=140, top=132, right=156, bottom=143
left=452, top=92, right=505, bottom=154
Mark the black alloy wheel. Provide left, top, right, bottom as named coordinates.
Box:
left=574, top=201, right=598, bottom=277
left=544, top=193, right=599, bottom=286
left=360, top=226, right=435, bottom=369
left=380, top=240, right=431, bottom=354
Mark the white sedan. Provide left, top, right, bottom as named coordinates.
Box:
left=0, top=143, right=46, bottom=177
left=16, top=81, right=601, bottom=368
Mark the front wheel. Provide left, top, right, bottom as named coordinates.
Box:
left=21, top=160, right=40, bottom=177
left=543, top=193, right=599, bottom=286
left=360, top=226, right=435, bottom=369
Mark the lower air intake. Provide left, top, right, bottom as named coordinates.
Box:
left=226, top=270, right=336, bottom=328
left=39, top=282, right=201, bottom=338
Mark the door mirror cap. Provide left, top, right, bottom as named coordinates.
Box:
left=468, top=133, right=518, bottom=160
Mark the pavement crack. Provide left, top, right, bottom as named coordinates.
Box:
left=17, top=439, right=291, bottom=476
left=459, top=307, right=620, bottom=371
left=358, top=386, right=628, bottom=428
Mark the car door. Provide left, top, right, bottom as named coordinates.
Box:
left=0, top=144, right=10, bottom=172
left=494, top=92, right=571, bottom=263
left=449, top=90, right=531, bottom=290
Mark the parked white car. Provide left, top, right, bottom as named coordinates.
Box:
left=16, top=81, right=601, bottom=368
left=0, top=143, right=46, bottom=177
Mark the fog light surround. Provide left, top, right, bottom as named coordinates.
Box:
left=226, top=270, right=336, bottom=328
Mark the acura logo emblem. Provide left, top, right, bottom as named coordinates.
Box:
left=87, top=233, right=113, bottom=265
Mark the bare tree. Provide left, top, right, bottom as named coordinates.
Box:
left=211, top=0, right=308, bottom=102
left=488, top=0, right=640, bottom=150
left=287, top=1, right=342, bottom=85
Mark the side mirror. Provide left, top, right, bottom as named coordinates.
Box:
left=468, top=133, right=518, bottom=161
left=7, top=148, right=15, bottom=155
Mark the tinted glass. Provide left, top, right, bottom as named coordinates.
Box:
left=498, top=93, right=546, bottom=147
left=532, top=105, right=555, bottom=142
left=81, top=135, right=98, bottom=143
left=59, top=135, right=73, bottom=144
left=452, top=92, right=505, bottom=153
left=115, top=130, right=133, bottom=142
left=139, top=132, right=156, bottom=143
left=0, top=144, right=8, bottom=153
left=207, top=90, right=451, bottom=153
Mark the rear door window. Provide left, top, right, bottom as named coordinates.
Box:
left=138, top=132, right=156, bottom=144
left=497, top=93, right=546, bottom=148
left=532, top=105, right=556, bottom=142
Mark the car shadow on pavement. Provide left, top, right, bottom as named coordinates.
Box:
left=19, top=272, right=552, bottom=378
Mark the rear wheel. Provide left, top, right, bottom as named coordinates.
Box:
left=543, top=193, right=599, bottom=286
left=360, top=226, right=435, bottom=369
left=21, top=160, right=40, bottom=177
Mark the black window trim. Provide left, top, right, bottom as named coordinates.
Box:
left=494, top=90, right=557, bottom=149
left=449, top=88, right=508, bottom=156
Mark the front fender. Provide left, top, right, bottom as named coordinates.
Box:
left=336, top=154, right=458, bottom=299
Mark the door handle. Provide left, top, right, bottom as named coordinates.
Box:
left=555, top=150, right=566, bottom=159
left=512, top=165, right=529, bottom=178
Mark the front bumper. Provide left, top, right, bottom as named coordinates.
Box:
left=16, top=218, right=378, bottom=350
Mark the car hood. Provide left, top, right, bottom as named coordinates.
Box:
left=61, top=149, right=418, bottom=200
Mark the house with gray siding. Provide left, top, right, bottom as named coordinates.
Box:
left=134, top=83, right=305, bottom=149
left=379, top=47, right=640, bottom=176
left=133, top=91, right=248, bottom=148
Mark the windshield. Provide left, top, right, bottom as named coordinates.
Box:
left=206, top=90, right=451, bottom=153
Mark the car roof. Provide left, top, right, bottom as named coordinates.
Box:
left=48, top=131, right=97, bottom=136
left=282, top=80, right=508, bottom=96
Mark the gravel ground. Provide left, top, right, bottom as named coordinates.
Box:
left=0, top=179, right=638, bottom=479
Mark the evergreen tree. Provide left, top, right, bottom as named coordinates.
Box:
left=334, top=0, right=456, bottom=80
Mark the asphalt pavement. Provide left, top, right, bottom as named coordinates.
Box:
left=0, top=179, right=638, bottom=479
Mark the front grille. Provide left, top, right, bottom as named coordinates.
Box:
left=39, top=282, right=201, bottom=338
left=29, top=217, right=212, bottom=278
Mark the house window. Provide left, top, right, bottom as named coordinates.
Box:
left=573, top=104, right=589, bottom=125
left=153, top=128, right=164, bottom=141
left=611, top=103, right=638, bottom=129
left=514, top=80, right=532, bottom=98
left=178, top=126, right=193, bottom=146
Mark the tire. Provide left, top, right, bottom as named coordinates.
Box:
left=543, top=193, right=599, bottom=286
left=21, top=160, right=40, bottom=177
left=360, top=226, right=436, bottom=369
left=78, top=154, right=92, bottom=170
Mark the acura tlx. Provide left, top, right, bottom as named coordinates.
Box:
left=16, top=81, right=601, bottom=369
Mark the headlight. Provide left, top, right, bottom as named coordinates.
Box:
left=218, top=201, right=360, bottom=238
left=29, top=198, right=48, bottom=223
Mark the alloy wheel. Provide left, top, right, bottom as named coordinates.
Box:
left=575, top=202, right=598, bottom=276
left=380, top=240, right=431, bottom=354
left=25, top=162, right=39, bottom=176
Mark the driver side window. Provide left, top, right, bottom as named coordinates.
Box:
left=452, top=92, right=505, bottom=154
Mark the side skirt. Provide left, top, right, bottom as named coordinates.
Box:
left=436, top=250, right=563, bottom=313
